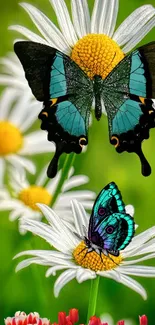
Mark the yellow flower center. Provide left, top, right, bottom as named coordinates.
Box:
left=71, top=34, right=124, bottom=79
left=0, top=121, right=23, bottom=155
left=73, top=241, right=122, bottom=272
left=18, top=186, right=52, bottom=211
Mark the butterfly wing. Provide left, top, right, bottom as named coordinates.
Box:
left=102, top=42, right=155, bottom=176
left=88, top=182, right=125, bottom=244
left=14, top=41, right=93, bottom=177
left=93, top=212, right=135, bottom=256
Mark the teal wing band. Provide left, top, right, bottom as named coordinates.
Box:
left=50, top=53, right=67, bottom=97
left=55, top=100, right=86, bottom=137
left=117, top=214, right=135, bottom=250
left=129, top=50, right=147, bottom=97
left=112, top=99, right=143, bottom=134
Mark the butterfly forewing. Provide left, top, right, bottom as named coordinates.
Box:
left=88, top=182, right=125, bottom=240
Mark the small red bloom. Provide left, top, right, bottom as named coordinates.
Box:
left=139, top=315, right=148, bottom=325
left=118, top=321, right=125, bottom=325
left=5, top=312, right=50, bottom=325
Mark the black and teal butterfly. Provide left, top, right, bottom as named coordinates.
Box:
left=14, top=41, right=155, bottom=178
left=86, top=182, right=135, bottom=257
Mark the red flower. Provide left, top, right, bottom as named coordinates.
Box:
left=5, top=312, right=50, bottom=325
left=4, top=311, right=148, bottom=325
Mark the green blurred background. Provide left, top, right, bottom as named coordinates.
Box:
left=1, top=0, right=155, bottom=324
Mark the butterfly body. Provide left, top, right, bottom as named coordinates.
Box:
left=86, top=182, right=135, bottom=257
left=14, top=41, right=155, bottom=178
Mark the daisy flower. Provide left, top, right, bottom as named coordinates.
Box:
left=14, top=200, right=155, bottom=299
left=0, top=52, right=32, bottom=99
left=0, top=88, right=54, bottom=185
left=10, top=0, right=155, bottom=86
left=0, top=166, right=95, bottom=233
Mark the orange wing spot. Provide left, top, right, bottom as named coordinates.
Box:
left=139, top=97, right=145, bottom=104
left=79, top=137, right=87, bottom=147
left=50, top=98, right=58, bottom=106
left=111, top=136, right=119, bottom=148
left=149, top=110, right=154, bottom=114
left=41, top=112, right=48, bottom=117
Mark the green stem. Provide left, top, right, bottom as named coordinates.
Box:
left=51, top=152, right=76, bottom=207
left=86, top=276, right=100, bottom=324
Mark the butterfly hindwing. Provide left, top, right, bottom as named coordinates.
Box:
left=88, top=182, right=135, bottom=256
left=14, top=41, right=93, bottom=178
left=102, top=42, right=155, bottom=177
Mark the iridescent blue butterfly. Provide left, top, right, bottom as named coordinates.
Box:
left=14, top=41, right=155, bottom=178
left=84, top=182, right=135, bottom=257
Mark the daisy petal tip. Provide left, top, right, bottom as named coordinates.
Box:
left=125, top=204, right=134, bottom=217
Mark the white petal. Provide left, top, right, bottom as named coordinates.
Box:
left=115, top=272, right=147, bottom=300
left=122, top=16, right=155, bottom=53
left=123, top=252, right=155, bottom=265
left=9, top=94, right=30, bottom=127
left=57, top=191, right=95, bottom=206
left=19, top=102, right=41, bottom=132
left=124, top=226, right=155, bottom=256
left=0, top=199, right=23, bottom=210
left=46, top=265, right=73, bottom=277
left=0, top=88, right=18, bottom=120
left=91, top=0, right=118, bottom=36
left=0, top=159, right=5, bottom=187
left=46, top=169, right=62, bottom=194
left=0, top=55, right=22, bottom=76
left=71, top=200, right=89, bottom=237
left=125, top=204, right=134, bottom=217
left=117, top=265, right=155, bottom=277
left=113, top=5, right=155, bottom=47
left=7, top=155, right=36, bottom=174
left=54, top=269, right=77, bottom=297
left=36, top=164, right=48, bottom=187
left=16, top=257, right=51, bottom=272
left=71, top=0, right=90, bottom=38
left=19, top=131, right=55, bottom=155
left=0, top=188, right=9, bottom=199
left=50, top=0, right=78, bottom=47
left=0, top=76, right=28, bottom=90
left=37, top=204, right=78, bottom=248
left=19, top=2, right=71, bottom=53
left=15, top=249, right=71, bottom=260
left=76, top=268, right=96, bottom=283
left=62, top=175, right=89, bottom=192
left=9, top=25, right=50, bottom=45
left=21, top=218, right=71, bottom=252
left=9, top=209, right=26, bottom=221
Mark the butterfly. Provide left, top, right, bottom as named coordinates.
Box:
left=14, top=41, right=155, bottom=178
left=84, top=182, right=135, bottom=258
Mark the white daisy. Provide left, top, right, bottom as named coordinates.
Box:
left=0, top=88, right=54, bottom=185
left=10, top=0, right=155, bottom=84
left=0, top=166, right=95, bottom=234
left=14, top=200, right=155, bottom=299
left=0, top=52, right=32, bottom=98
